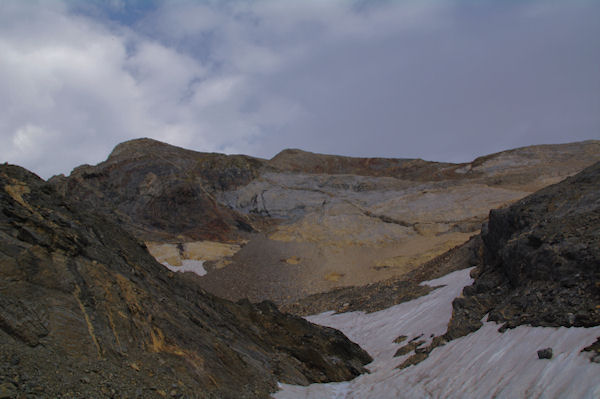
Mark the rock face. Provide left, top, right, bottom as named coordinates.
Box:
left=268, top=148, right=455, bottom=179
left=49, top=138, right=265, bottom=242
left=446, top=161, right=600, bottom=340
left=205, top=140, right=600, bottom=304
left=0, top=164, right=371, bottom=398
left=51, top=139, right=600, bottom=305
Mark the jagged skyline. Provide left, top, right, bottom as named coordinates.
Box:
left=1, top=0, right=599, bottom=179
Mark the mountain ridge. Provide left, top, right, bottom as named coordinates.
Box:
left=49, top=139, right=600, bottom=306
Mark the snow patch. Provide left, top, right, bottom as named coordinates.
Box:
left=274, top=268, right=600, bottom=398
left=161, top=259, right=207, bottom=276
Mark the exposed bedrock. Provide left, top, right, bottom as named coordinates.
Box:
left=0, top=164, right=371, bottom=398
left=212, top=141, right=600, bottom=303
left=446, top=161, right=600, bottom=340
left=51, top=139, right=600, bottom=304
left=49, top=138, right=266, bottom=242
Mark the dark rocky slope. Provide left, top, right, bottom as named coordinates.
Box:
left=0, top=164, right=371, bottom=398
left=49, top=138, right=267, bottom=242
left=269, top=141, right=600, bottom=185
left=446, top=161, right=600, bottom=339
left=268, top=148, right=455, bottom=180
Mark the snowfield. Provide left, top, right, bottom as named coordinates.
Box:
left=274, top=268, right=600, bottom=399
left=161, top=260, right=207, bottom=276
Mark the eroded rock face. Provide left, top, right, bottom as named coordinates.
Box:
left=49, top=138, right=265, bottom=242
left=0, top=164, right=371, bottom=398
left=51, top=139, right=600, bottom=305
left=209, top=141, right=600, bottom=304
left=446, top=161, right=600, bottom=340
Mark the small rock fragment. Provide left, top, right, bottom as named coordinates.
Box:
left=537, top=347, right=553, bottom=359
left=0, top=382, right=17, bottom=399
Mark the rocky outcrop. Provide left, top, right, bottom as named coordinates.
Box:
left=0, top=164, right=371, bottom=398
left=49, top=138, right=266, bottom=242
left=445, top=161, right=600, bottom=340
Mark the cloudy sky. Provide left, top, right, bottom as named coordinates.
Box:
left=1, top=0, right=599, bottom=179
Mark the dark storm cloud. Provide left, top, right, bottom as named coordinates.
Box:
left=0, top=1, right=598, bottom=178
left=248, top=1, right=600, bottom=162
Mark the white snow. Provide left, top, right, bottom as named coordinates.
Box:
left=274, top=268, right=600, bottom=399
left=161, top=259, right=207, bottom=276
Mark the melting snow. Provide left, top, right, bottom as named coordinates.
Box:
left=161, top=260, right=207, bottom=276
left=274, top=268, right=600, bottom=399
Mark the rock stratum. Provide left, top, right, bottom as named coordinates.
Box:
left=51, top=138, right=600, bottom=306
left=0, top=164, right=371, bottom=398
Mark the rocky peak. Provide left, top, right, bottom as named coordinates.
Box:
left=49, top=139, right=268, bottom=242
left=50, top=138, right=600, bottom=306
left=107, top=137, right=199, bottom=161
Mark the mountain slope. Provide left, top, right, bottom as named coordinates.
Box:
left=275, top=161, right=600, bottom=399
left=50, top=138, right=267, bottom=242
left=50, top=139, right=600, bottom=306
left=0, top=164, right=371, bottom=398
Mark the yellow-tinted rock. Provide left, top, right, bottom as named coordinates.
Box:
left=146, top=243, right=182, bottom=266
left=214, top=259, right=232, bottom=269
left=146, top=241, right=243, bottom=270
left=183, top=241, right=242, bottom=262
left=284, top=256, right=301, bottom=265
left=325, top=272, right=344, bottom=282
left=374, top=232, right=475, bottom=276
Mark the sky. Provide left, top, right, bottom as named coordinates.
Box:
left=1, top=0, right=599, bottom=179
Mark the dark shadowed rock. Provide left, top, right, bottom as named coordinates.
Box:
left=445, top=161, right=600, bottom=340
left=268, top=148, right=455, bottom=180
left=582, top=337, right=600, bottom=363
left=0, top=164, right=371, bottom=398
left=49, top=138, right=267, bottom=242
left=537, top=348, right=553, bottom=359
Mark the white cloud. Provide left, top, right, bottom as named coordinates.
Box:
left=12, top=124, right=49, bottom=154
left=0, top=0, right=598, bottom=178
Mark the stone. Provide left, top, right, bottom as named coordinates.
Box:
left=581, top=337, right=600, bottom=363
left=0, top=382, right=17, bottom=399
left=537, top=348, right=553, bottom=360
left=394, top=341, right=424, bottom=357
